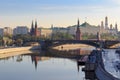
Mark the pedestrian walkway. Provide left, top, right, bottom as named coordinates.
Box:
left=102, top=49, right=120, bottom=79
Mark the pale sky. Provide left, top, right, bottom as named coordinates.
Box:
left=0, top=0, right=120, bottom=30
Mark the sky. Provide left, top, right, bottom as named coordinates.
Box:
left=0, top=0, right=120, bottom=30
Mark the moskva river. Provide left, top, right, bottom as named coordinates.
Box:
left=0, top=48, right=91, bottom=80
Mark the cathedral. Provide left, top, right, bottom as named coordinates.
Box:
left=30, top=20, right=40, bottom=37
left=100, top=16, right=118, bottom=35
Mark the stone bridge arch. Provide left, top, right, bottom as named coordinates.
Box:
left=103, top=40, right=120, bottom=48
left=40, top=40, right=101, bottom=50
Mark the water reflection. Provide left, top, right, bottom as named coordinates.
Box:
left=0, top=48, right=94, bottom=80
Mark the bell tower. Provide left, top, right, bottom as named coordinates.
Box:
left=105, top=16, right=108, bottom=29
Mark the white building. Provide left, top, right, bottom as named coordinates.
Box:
left=109, top=24, right=118, bottom=35
left=13, top=26, right=29, bottom=35
left=40, top=28, right=52, bottom=38
left=52, top=27, right=69, bottom=34
left=4, top=27, right=13, bottom=35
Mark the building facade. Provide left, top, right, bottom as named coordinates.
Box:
left=13, top=26, right=29, bottom=35
left=39, top=28, right=52, bottom=38
left=0, top=27, right=13, bottom=37
left=100, top=16, right=118, bottom=35
left=4, top=27, right=13, bottom=35
left=30, top=20, right=40, bottom=37
left=68, top=22, right=100, bottom=35
left=68, top=17, right=118, bottom=36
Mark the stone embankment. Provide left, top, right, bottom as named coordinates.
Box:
left=95, top=50, right=119, bottom=80
left=0, top=46, right=40, bottom=58
left=89, top=50, right=119, bottom=80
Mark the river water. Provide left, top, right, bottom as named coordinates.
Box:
left=0, top=48, right=92, bottom=80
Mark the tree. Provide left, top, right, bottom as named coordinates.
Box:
left=15, top=39, right=23, bottom=46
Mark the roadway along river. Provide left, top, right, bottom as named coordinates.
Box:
left=102, top=49, right=120, bottom=79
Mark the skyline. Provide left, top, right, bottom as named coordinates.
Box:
left=0, top=0, right=120, bottom=30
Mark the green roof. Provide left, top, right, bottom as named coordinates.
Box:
left=81, top=22, right=91, bottom=27
left=68, top=22, right=98, bottom=28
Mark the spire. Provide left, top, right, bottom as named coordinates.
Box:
left=35, top=20, right=37, bottom=29
left=76, top=18, right=82, bottom=40
left=31, top=20, right=34, bottom=28
left=115, top=23, right=118, bottom=31
left=101, top=21, right=104, bottom=29
left=77, top=18, right=80, bottom=28
left=34, top=19, right=39, bottom=36
left=105, top=16, right=108, bottom=29
left=30, top=20, right=34, bottom=35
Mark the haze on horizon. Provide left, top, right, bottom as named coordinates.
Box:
left=0, top=0, right=120, bottom=30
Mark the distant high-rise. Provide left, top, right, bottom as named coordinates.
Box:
left=105, top=16, right=108, bottom=29
left=76, top=19, right=82, bottom=40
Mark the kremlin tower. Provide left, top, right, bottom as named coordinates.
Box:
left=76, top=19, right=82, bottom=40
left=100, top=17, right=118, bottom=35
left=30, top=20, right=40, bottom=37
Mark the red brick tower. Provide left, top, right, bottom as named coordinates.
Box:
left=30, top=20, right=35, bottom=36
left=34, top=21, right=40, bottom=36
left=76, top=19, right=82, bottom=40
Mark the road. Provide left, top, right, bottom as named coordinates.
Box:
left=102, top=49, right=120, bottom=79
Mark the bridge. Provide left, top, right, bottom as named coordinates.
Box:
left=40, top=40, right=120, bottom=50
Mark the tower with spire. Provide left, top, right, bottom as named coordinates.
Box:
left=101, top=21, right=104, bottom=29
left=30, top=21, right=35, bottom=36
left=30, top=20, right=40, bottom=37
left=34, top=20, right=38, bottom=36
left=105, top=16, right=109, bottom=29
left=76, top=19, right=82, bottom=40
left=115, top=23, right=118, bottom=32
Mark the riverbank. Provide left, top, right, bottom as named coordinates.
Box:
left=0, top=46, right=40, bottom=58
left=87, top=50, right=119, bottom=80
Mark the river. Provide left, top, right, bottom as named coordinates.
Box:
left=0, top=48, right=92, bottom=80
